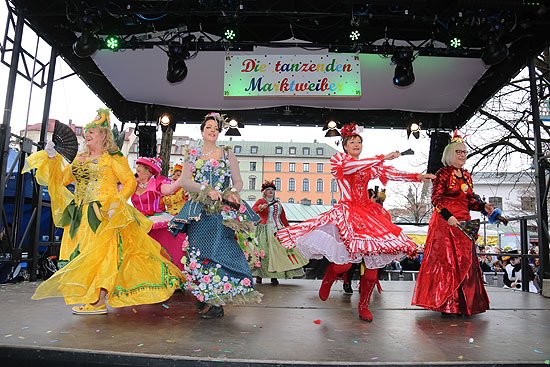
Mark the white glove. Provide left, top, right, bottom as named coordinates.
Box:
left=44, top=141, right=56, bottom=158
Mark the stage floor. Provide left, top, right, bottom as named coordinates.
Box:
left=1, top=280, right=549, bottom=366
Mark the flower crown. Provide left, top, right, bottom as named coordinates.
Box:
left=450, top=129, right=465, bottom=144
left=85, top=108, right=111, bottom=131
left=204, top=112, right=229, bottom=130
left=340, top=123, right=359, bottom=138
left=261, top=180, right=276, bottom=191
left=171, top=163, right=183, bottom=174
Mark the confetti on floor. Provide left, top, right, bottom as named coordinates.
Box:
left=49, top=340, right=59, bottom=343
left=4, top=334, right=13, bottom=337
left=162, top=304, right=169, bottom=309
left=193, top=349, right=201, bottom=352
left=313, top=320, right=321, bottom=324
left=534, top=350, right=544, bottom=354
left=132, top=309, right=137, bottom=313
left=137, top=344, right=144, bottom=347
left=327, top=339, right=335, bottom=342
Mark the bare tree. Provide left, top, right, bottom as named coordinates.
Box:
left=388, top=181, right=432, bottom=223
left=464, top=48, right=550, bottom=173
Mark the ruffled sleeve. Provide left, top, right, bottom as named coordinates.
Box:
left=252, top=198, right=267, bottom=214
left=23, top=150, right=74, bottom=227
left=111, top=153, right=137, bottom=202
left=432, top=167, right=453, bottom=220
left=330, top=152, right=384, bottom=179
left=371, top=164, right=421, bottom=186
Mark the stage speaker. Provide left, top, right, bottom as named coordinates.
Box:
left=136, top=125, right=157, bottom=157
left=427, top=131, right=450, bottom=174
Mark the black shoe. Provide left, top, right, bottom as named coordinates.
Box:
left=440, top=312, right=459, bottom=318
left=256, top=277, right=262, bottom=284
left=201, top=306, right=224, bottom=319
left=271, top=278, right=279, bottom=285
left=343, top=282, right=353, bottom=294
left=195, top=301, right=207, bottom=313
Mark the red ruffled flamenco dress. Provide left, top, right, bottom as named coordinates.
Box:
left=412, top=166, right=489, bottom=316
left=278, top=153, right=421, bottom=321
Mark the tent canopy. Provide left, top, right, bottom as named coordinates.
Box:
left=9, top=1, right=550, bottom=129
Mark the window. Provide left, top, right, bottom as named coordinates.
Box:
left=289, top=162, right=296, bottom=172
left=303, top=163, right=309, bottom=172
left=247, top=195, right=256, bottom=201
left=331, top=199, right=338, bottom=206
left=316, top=147, right=324, bottom=155
left=316, top=199, right=323, bottom=205
left=288, top=178, right=296, bottom=191
left=303, top=147, right=310, bottom=155
left=249, top=177, right=256, bottom=190
left=75, top=127, right=82, bottom=135
left=250, top=162, right=257, bottom=171
left=171, top=145, right=177, bottom=154
left=316, top=179, right=324, bottom=192
left=303, top=178, right=310, bottom=192
left=331, top=179, right=337, bottom=193
left=234, top=145, right=242, bottom=153
left=317, top=163, right=323, bottom=173
left=301, top=198, right=311, bottom=205
left=521, top=196, right=536, bottom=211
left=131, top=143, right=138, bottom=153
left=275, top=178, right=282, bottom=191
left=289, top=147, right=296, bottom=155
left=488, top=196, right=502, bottom=209
left=250, top=146, right=258, bottom=154
left=275, top=146, right=283, bottom=154
left=288, top=198, right=295, bottom=203
left=275, top=162, right=282, bottom=172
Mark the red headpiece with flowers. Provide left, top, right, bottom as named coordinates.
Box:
left=450, top=129, right=466, bottom=144
left=340, top=123, right=359, bottom=138
left=261, top=180, right=277, bottom=191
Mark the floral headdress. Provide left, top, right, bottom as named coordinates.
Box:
left=340, top=123, right=359, bottom=138
left=261, top=180, right=277, bottom=191
left=85, top=108, right=111, bottom=132
left=204, top=112, right=229, bottom=131
left=171, top=163, right=183, bottom=175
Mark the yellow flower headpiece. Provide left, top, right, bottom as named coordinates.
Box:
left=85, top=108, right=111, bottom=131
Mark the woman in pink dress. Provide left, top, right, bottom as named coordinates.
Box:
left=131, top=157, right=186, bottom=271
left=277, top=123, right=435, bottom=321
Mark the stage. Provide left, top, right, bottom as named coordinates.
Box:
left=1, top=279, right=549, bottom=366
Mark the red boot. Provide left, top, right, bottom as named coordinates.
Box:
left=319, top=263, right=352, bottom=301
left=358, top=268, right=382, bottom=322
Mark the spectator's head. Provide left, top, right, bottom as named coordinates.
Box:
left=492, top=260, right=503, bottom=272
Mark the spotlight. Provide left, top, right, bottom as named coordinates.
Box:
left=349, top=30, right=360, bottom=41
left=392, top=51, right=415, bottom=87
left=323, top=120, right=341, bottom=137
left=224, top=28, right=236, bottom=41
left=105, top=36, right=120, bottom=50
left=481, top=35, right=508, bottom=66
left=225, top=118, right=243, bottom=136
left=450, top=37, right=461, bottom=48
left=406, top=122, right=421, bottom=139
left=73, top=32, right=100, bottom=58
left=166, top=43, right=190, bottom=84
left=158, top=114, right=175, bottom=132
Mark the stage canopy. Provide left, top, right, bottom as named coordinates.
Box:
left=8, top=0, right=550, bottom=130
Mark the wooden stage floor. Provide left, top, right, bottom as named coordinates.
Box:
left=1, top=279, right=549, bottom=366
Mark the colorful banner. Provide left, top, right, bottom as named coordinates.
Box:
left=224, top=54, right=361, bottom=97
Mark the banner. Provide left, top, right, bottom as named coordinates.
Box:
left=224, top=54, right=361, bottom=97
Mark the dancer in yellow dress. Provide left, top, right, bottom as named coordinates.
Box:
left=160, top=164, right=188, bottom=215
left=24, top=109, right=182, bottom=314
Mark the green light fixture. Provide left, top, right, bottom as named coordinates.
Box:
left=349, top=30, right=360, bottom=41
left=224, top=28, right=236, bottom=41
left=105, top=36, right=120, bottom=50
left=450, top=37, right=461, bottom=48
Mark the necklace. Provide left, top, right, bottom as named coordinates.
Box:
left=200, top=147, right=216, bottom=156
left=137, top=182, right=147, bottom=189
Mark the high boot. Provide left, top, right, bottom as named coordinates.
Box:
left=358, top=268, right=382, bottom=322
left=319, top=263, right=352, bottom=301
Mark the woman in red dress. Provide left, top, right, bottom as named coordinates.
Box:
left=412, top=132, right=493, bottom=316
left=277, top=123, right=435, bottom=321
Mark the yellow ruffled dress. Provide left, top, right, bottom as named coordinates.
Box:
left=24, top=150, right=182, bottom=307
left=160, top=188, right=188, bottom=215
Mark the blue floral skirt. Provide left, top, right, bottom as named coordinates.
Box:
left=171, top=207, right=262, bottom=306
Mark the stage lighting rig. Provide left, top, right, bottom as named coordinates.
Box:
left=72, top=9, right=102, bottom=58
left=392, top=51, right=415, bottom=87
left=323, top=120, right=341, bottom=137
left=481, top=30, right=509, bottom=66
left=166, top=36, right=194, bottom=84
left=406, top=122, right=421, bottom=139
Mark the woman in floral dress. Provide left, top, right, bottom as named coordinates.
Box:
left=169, top=112, right=261, bottom=319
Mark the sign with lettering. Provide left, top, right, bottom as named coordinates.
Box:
left=224, top=55, right=361, bottom=97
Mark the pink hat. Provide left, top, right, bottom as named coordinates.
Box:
left=136, top=157, right=161, bottom=176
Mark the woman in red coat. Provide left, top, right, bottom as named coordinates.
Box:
left=412, top=132, right=493, bottom=316
left=252, top=181, right=308, bottom=284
